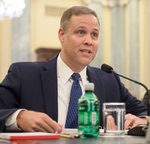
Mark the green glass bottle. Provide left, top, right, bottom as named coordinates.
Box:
left=78, top=83, right=100, bottom=139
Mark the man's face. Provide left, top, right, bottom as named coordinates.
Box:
left=59, top=14, right=100, bottom=72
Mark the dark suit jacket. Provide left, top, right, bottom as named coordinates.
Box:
left=0, top=55, right=147, bottom=132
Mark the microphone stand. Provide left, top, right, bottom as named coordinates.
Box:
left=113, top=70, right=150, bottom=116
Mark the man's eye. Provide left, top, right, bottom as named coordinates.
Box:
left=78, top=30, right=85, bottom=35
left=92, top=33, right=98, bottom=39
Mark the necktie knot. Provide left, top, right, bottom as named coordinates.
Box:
left=72, top=73, right=80, bottom=81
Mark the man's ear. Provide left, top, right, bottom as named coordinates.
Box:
left=58, top=28, right=64, bottom=42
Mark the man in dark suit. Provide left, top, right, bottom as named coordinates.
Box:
left=0, top=6, right=148, bottom=132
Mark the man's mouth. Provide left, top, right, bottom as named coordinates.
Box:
left=80, top=49, right=91, bottom=53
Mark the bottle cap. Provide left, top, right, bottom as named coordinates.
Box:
left=84, top=83, right=94, bottom=91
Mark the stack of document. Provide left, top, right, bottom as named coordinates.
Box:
left=0, top=132, right=60, bottom=140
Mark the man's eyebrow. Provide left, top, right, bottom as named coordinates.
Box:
left=77, top=26, right=99, bottom=31
left=93, top=28, right=99, bottom=31
left=77, top=26, right=86, bottom=29
left=92, top=28, right=100, bottom=32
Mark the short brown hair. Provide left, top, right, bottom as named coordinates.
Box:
left=60, top=6, right=100, bottom=32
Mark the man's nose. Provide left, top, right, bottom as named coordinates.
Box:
left=83, top=35, right=93, bottom=45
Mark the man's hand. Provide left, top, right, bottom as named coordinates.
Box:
left=17, top=110, right=63, bottom=133
left=105, top=113, right=148, bottom=130
left=106, top=115, right=117, bottom=130
left=125, top=113, right=148, bottom=130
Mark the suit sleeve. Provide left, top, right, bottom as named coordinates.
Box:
left=0, top=63, right=21, bottom=132
left=114, top=74, right=147, bottom=116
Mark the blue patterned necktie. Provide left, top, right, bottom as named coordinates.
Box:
left=65, top=73, right=82, bottom=128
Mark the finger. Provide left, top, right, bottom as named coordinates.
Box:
left=32, top=125, right=50, bottom=132
left=125, top=116, right=135, bottom=130
left=47, top=120, right=63, bottom=133
left=125, top=114, right=132, bottom=126
left=37, top=122, right=55, bottom=133
left=43, top=116, right=63, bottom=133
left=125, top=113, right=132, bottom=121
left=107, top=115, right=117, bottom=130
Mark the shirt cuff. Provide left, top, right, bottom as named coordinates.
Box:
left=5, top=109, right=25, bottom=131
left=139, top=116, right=149, bottom=124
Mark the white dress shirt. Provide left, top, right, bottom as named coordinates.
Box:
left=57, top=54, right=88, bottom=126
left=5, top=54, right=89, bottom=130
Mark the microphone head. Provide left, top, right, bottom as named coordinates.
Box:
left=101, top=64, right=113, bottom=73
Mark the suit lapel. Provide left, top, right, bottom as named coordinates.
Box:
left=40, top=57, right=58, bottom=122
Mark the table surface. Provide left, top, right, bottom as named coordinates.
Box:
left=0, top=135, right=147, bottom=144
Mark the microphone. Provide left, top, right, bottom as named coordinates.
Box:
left=101, top=63, right=150, bottom=116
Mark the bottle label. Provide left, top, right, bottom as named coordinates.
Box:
left=92, top=112, right=96, bottom=125
left=79, top=111, right=99, bottom=125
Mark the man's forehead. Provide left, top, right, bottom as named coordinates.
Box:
left=71, top=14, right=99, bottom=26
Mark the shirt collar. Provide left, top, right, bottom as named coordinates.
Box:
left=57, top=54, right=87, bottom=85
